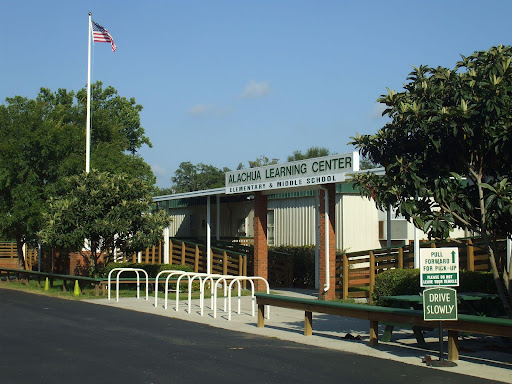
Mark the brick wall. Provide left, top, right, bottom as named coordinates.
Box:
left=318, top=184, right=336, bottom=300
left=253, top=192, right=268, bottom=291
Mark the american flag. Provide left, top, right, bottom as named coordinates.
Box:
left=91, top=21, right=117, bottom=52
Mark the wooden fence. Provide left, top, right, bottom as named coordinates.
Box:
left=336, top=238, right=500, bottom=301
left=1, top=237, right=501, bottom=295
left=0, top=242, right=38, bottom=270
left=168, top=239, right=248, bottom=277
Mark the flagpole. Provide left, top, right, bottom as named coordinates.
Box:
left=85, top=12, right=92, bottom=173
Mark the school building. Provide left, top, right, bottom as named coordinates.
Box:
left=153, top=152, right=465, bottom=299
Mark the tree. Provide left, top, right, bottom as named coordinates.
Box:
left=236, top=155, right=279, bottom=170
left=249, top=155, right=279, bottom=168
left=349, top=45, right=512, bottom=314
left=153, top=187, right=174, bottom=196
left=74, top=82, right=155, bottom=185
left=359, top=157, right=379, bottom=170
left=171, top=162, right=229, bottom=193
left=287, top=146, right=330, bottom=162
left=0, top=96, right=70, bottom=267
left=0, top=83, right=155, bottom=268
left=39, top=170, right=170, bottom=275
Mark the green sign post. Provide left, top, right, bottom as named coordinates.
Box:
left=420, top=249, right=459, bottom=367
left=423, top=287, right=458, bottom=321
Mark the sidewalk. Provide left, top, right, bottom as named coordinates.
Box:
left=85, top=288, right=512, bottom=383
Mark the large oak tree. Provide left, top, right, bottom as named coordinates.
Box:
left=0, top=82, right=154, bottom=268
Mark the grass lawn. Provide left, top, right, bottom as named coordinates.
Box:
left=0, top=277, right=251, bottom=301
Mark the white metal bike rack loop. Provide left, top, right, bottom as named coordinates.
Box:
left=227, top=277, right=270, bottom=321
left=164, top=272, right=210, bottom=310
left=199, top=275, right=240, bottom=316
left=154, top=270, right=192, bottom=307
left=176, top=272, right=215, bottom=312
left=107, top=267, right=149, bottom=302
left=212, top=276, right=269, bottom=320
left=212, top=276, right=240, bottom=318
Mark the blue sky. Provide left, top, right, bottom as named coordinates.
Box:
left=2, top=1, right=512, bottom=188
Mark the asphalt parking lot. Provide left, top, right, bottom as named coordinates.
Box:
left=0, top=288, right=507, bottom=384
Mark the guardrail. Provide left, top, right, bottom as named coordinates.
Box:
left=0, top=267, right=102, bottom=295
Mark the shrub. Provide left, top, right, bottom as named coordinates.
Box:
left=372, top=269, right=421, bottom=305
left=372, top=268, right=498, bottom=306
left=458, top=271, right=496, bottom=293
left=102, top=262, right=192, bottom=278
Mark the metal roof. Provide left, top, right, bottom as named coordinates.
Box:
left=153, top=187, right=226, bottom=202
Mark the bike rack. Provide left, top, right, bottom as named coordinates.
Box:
left=212, top=276, right=269, bottom=320
left=227, top=277, right=270, bottom=321
left=164, top=272, right=210, bottom=310
left=154, top=270, right=193, bottom=307
left=199, top=275, right=241, bottom=316
left=212, top=276, right=240, bottom=318
left=107, top=267, right=149, bottom=302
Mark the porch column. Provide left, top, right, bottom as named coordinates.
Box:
left=318, top=184, right=336, bottom=300
left=253, top=191, right=268, bottom=291
left=315, top=191, right=320, bottom=290
left=207, top=196, right=211, bottom=274
left=216, top=195, right=221, bottom=241
left=163, top=226, right=170, bottom=264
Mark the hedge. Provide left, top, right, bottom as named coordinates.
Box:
left=372, top=268, right=498, bottom=306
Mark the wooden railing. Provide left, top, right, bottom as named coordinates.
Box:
left=0, top=242, right=18, bottom=268
left=336, top=238, right=501, bottom=300
left=2, top=238, right=293, bottom=288
left=0, top=242, right=38, bottom=270
left=169, top=239, right=248, bottom=277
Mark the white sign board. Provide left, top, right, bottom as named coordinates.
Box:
left=225, top=152, right=359, bottom=194
left=420, top=247, right=459, bottom=287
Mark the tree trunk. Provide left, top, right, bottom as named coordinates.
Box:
left=509, top=256, right=512, bottom=296
left=486, top=244, right=512, bottom=317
